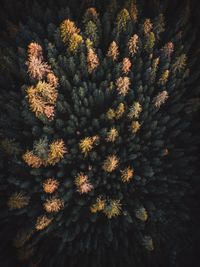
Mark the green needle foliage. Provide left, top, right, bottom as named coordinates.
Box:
left=0, top=0, right=199, bottom=267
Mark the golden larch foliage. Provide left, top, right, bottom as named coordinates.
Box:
left=35, top=215, right=52, bottom=231
left=26, top=81, right=58, bottom=118
left=22, top=150, right=43, bottom=168
left=48, top=139, right=67, bottom=165
left=43, top=178, right=59, bottom=194
left=74, top=173, right=88, bottom=187
left=106, top=108, right=116, bottom=120
left=158, top=70, right=169, bottom=85
left=143, top=18, right=153, bottom=35
left=7, top=192, right=30, bottom=210
left=74, top=173, right=93, bottom=194
left=115, top=103, right=125, bottom=119
left=116, top=8, right=131, bottom=32
left=153, top=90, right=169, bottom=108
left=87, top=48, right=99, bottom=73
left=47, top=72, right=59, bottom=88
left=60, top=19, right=80, bottom=43
left=79, top=136, right=99, bottom=156
left=23, top=140, right=67, bottom=167
left=26, top=42, right=59, bottom=119
left=68, top=33, right=83, bottom=53
left=107, top=41, right=119, bottom=61
left=129, top=121, right=141, bottom=133
left=120, top=166, right=134, bottom=182
left=103, top=199, right=122, bottom=219
left=26, top=86, right=45, bottom=116
left=172, top=54, right=187, bottom=72
left=36, top=81, right=58, bottom=103
left=27, top=42, right=43, bottom=59
left=106, top=127, right=119, bottom=142
left=102, top=155, right=119, bottom=172
left=90, top=197, right=106, bottom=213
left=122, top=57, right=132, bottom=74
left=128, top=34, right=139, bottom=56
left=43, top=105, right=55, bottom=119
left=115, top=77, right=130, bottom=96
left=85, top=38, right=93, bottom=49
left=27, top=56, right=51, bottom=81
left=43, top=197, right=64, bottom=213
left=128, top=102, right=142, bottom=119
left=26, top=42, right=51, bottom=81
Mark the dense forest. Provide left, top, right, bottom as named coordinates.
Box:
left=0, top=0, right=199, bottom=266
